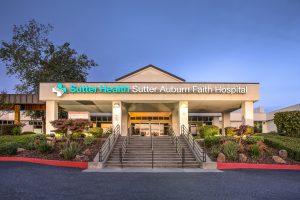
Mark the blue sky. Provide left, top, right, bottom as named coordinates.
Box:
left=1, top=0, right=300, bottom=111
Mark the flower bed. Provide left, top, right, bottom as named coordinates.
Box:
left=198, top=135, right=300, bottom=165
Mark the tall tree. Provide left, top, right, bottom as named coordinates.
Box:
left=0, top=19, right=97, bottom=93
left=0, top=90, right=12, bottom=117
left=0, top=19, right=98, bottom=132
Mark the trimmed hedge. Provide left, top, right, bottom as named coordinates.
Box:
left=274, top=111, right=300, bottom=137
left=262, top=134, right=300, bottom=161
left=0, top=134, right=47, bottom=155
left=199, top=125, right=219, bottom=138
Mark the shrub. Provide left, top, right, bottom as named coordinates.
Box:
left=204, top=136, right=220, bottom=147
left=37, top=142, right=52, bottom=154
left=225, top=127, right=237, bottom=136
left=55, top=133, right=63, bottom=140
left=84, top=133, right=95, bottom=145
left=274, top=111, right=300, bottom=137
left=31, top=134, right=47, bottom=147
left=199, top=125, right=219, bottom=138
left=0, top=142, right=18, bottom=155
left=211, top=145, right=221, bottom=159
left=245, top=126, right=254, bottom=135
left=104, top=128, right=112, bottom=135
left=0, top=124, right=24, bottom=135
left=245, top=135, right=264, bottom=144
left=90, top=127, right=103, bottom=138
left=71, top=131, right=83, bottom=139
left=262, top=134, right=300, bottom=161
left=249, top=144, right=261, bottom=159
left=222, top=141, right=239, bottom=161
left=12, top=126, right=22, bottom=135
left=62, top=142, right=81, bottom=160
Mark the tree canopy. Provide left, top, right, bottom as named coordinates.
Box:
left=0, top=19, right=98, bottom=94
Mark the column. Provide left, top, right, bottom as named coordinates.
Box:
left=222, top=112, right=231, bottom=136
left=14, top=105, right=21, bottom=124
left=46, top=101, right=58, bottom=134
left=112, top=101, right=122, bottom=134
left=179, top=101, right=189, bottom=135
left=121, top=103, right=128, bottom=136
left=241, top=101, right=254, bottom=126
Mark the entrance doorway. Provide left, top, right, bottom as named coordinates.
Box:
left=128, top=112, right=171, bottom=136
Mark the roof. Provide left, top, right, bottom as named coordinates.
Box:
left=115, top=64, right=186, bottom=82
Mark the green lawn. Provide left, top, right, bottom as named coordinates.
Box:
left=257, top=133, right=300, bottom=161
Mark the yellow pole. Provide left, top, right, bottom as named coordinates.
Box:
left=14, top=105, right=21, bottom=124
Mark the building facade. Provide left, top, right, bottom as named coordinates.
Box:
left=38, top=65, right=259, bottom=135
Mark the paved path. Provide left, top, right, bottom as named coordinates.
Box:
left=1, top=162, right=300, bottom=200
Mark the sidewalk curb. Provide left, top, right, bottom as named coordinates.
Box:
left=0, top=157, right=88, bottom=169
left=217, top=162, right=300, bottom=170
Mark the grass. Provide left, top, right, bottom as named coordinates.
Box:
left=257, top=133, right=300, bottom=161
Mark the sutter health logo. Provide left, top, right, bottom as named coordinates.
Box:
left=52, top=84, right=130, bottom=97
left=52, top=84, right=67, bottom=97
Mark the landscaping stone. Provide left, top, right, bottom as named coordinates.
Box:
left=278, top=150, right=288, bottom=159
left=239, top=153, right=247, bottom=162
left=272, top=156, right=286, bottom=164
left=17, top=148, right=26, bottom=153
left=83, top=148, right=92, bottom=156
left=74, top=155, right=89, bottom=162
left=217, top=153, right=226, bottom=162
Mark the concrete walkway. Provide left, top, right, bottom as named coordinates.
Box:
left=83, top=167, right=222, bottom=173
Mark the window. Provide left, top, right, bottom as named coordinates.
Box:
left=0, top=120, right=14, bottom=125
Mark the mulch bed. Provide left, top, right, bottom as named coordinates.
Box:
left=16, top=138, right=106, bottom=162
left=198, top=140, right=300, bottom=165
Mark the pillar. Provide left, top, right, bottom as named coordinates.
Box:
left=179, top=101, right=189, bottom=135
left=172, top=103, right=179, bottom=135
left=46, top=101, right=58, bottom=134
left=241, top=101, right=254, bottom=126
left=14, top=105, right=21, bottom=124
left=222, top=112, right=231, bottom=136
left=112, top=101, right=122, bottom=134
left=121, top=103, right=128, bottom=136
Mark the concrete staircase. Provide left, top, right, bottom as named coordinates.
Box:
left=105, top=135, right=200, bottom=168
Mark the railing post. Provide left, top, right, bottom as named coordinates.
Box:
left=99, top=148, right=102, bottom=162
left=119, top=148, right=123, bottom=168
left=175, top=137, right=178, bottom=152
left=152, top=149, right=154, bottom=169
left=108, top=137, right=111, bottom=150
left=182, top=147, right=185, bottom=168
left=193, top=137, right=195, bottom=150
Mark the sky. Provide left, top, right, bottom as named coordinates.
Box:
left=0, top=0, right=300, bottom=111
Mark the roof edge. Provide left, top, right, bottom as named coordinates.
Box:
left=115, top=64, right=186, bottom=82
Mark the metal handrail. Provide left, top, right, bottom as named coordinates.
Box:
left=119, top=137, right=127, bottom=168
left=151, top=131, right=154, bottom=168
left=98, top=125, right=120, bottom=162
left=181, top=125, right=206, bottom=163
left=169, top=127, right=185, bottom=168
